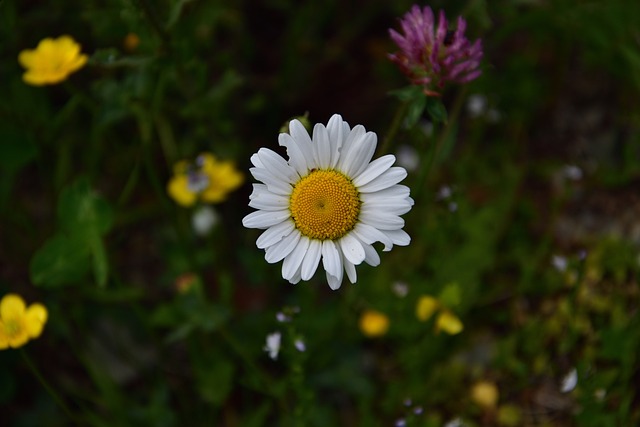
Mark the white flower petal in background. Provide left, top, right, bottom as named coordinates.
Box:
left=560, top=367, right=578, bottom=393
left=263, top=332, right=281, bottom=360
left=191, top=206, right=219, bottom=236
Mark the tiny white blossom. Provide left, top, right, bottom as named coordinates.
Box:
left=560, top=367, right=578, bottom=393
left=264, top=332, right=281, bottom=360
left=191, top=206, right=219, bottom=236
left=392, top=281, right=409, bottom=298
left=467, top=94, right=488, bottom=118
left=551, top=255, right=568, bottom=272
left=294, top=338, right=306, bottom=352
left=562, top=165, right=583, bottom=181
left=396, top=145, right=419, bottom=172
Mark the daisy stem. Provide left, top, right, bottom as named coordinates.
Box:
left=20, top=349, right=80, bottom=424
left=380, top=101, right=409, bottom=155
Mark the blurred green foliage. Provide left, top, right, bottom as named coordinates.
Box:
left=1, top=0, right=639, bottom=426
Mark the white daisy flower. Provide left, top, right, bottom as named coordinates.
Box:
left=242, top=114, right=414, bottom=290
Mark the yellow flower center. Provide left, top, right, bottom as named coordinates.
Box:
left=289, top=170, right=360, bottom=240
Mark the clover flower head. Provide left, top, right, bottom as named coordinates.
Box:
left=168, top=153, right=244, bottom=207
left=0, top=294, right=48, bottom=350
left=242, top=114, right=413, bottom=289
left=389, top=5, right=483, bottom=96
left=18, top=35, right=88, bottom=86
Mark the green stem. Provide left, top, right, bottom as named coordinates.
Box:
left=21, top=349, right=80, bottom=424
left=133, top=0, right=172, bottom=51
left=380, top=101, right=408, bottom=155
left=414, top=88, right=467, bottom=198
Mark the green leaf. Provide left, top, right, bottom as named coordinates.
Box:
left=195, top=358, right=235, bottom=406
left=405, top=95, right=427, bottom=128
left=426, top=97, right=448, bottom=123
left=57, top=178, right=114, bottom=235
left=389, top=85, right=423, bottom=101
left=30, top=233, right=91, bottom=287
left=90, top=236, right=109, bottom=287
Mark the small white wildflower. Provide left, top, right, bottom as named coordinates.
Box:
left=191, top=206, right=219, bottom=236
left=263, top=332, right=281, bottom=360
left=392, top=281, right=409, bottom=298
left=395, top=419, right=406, bottom=427
left=562, top=165, right=583, bottom=181
left=276, top=312, right=290, bottom=323
left=448, top=201, right=458, bottom=212
left=443, top=418, right=464, bottom=427
left=437, top=185, right=452, bottom=200
left=560, top=367, right=578, bottom=393
left=396, top=144, right=419, bottom=172
left=551, top=255, right=568, bottom=272
left=467, top=94, right=488, bottom=118
left=294, top=338, right=306, bottom=352
left=413, top=406, right=423, bottom=415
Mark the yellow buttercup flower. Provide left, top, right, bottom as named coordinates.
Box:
left=415, top=294, right=463, bottom=335
left=0, top=294, right=48, bottom=350
left=471, top=381, right=499, bottom=409
left=18, top=36, right=88, bottom=86
left=167, top=153, right=244, bottom=207
left=359, top=309, right=390, bottom=337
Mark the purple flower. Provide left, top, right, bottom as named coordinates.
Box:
left=389, top=5, right=483, bottom=96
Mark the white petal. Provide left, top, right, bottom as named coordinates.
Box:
left=322, top=239, right=342, bottom=282
left=339, top=128, right=377, bottom=177
left=360, top=185, right=411, bottom=202
left=353, top=154, right=396, bottom=187
left=339, top=233, right=366, bottom=265
left=336, top=125, right=365, bottom=172
left=243, top=210, right=290, bottom=229
left=256, top=220, right=295, bottom=249
left=249, top=190, right=290, bottom=210
left=257, top=148, right=297, bottom=183
left=265, top=230, right=301, bottom=263
left=361, top=199, right=413, bottom=216
left=358, top=167, right=407, bottom=193
left=289, top=120, right=316, bottom=169
left=301, top=239, right=322, bottom=280
left=359, top=211, right=405, bottom=230
left=326, top=271, right=342, bottom=290
left=288, top=263, right=303, bottom=284
left=326, top=114, right=345, bottom=168
left=312, top=124, right=331, bottom=169
left=250, top=153, right=265, bottom=168
left=345, top=132, right=377, bottom=178
left=353, top=222, right=394, bottom=250
left=343, top=256, right=357, bottom=284
left=282, top=236, right=310, bottom=281
left=362, top=242, right=380, bottom=266
left=250, top=168, right=292, bottom=196
left=383, top=229, right=411, bottom=247
left=278, top=133, right=307, bottom=175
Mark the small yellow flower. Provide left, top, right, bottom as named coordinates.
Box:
left=0, top=294, right=48, bottom=350
left=415, top=294, right=463, bottom=335
left=416, top=295, right=439, bottom=321
left=471, top=381, right=499, bottom=409
left=123, top=32, right=140, bottom=52
left=359, top=310, right=390, bottom=337
left=167, top=153, right=244, bottom=207
left=18, top=36, right=88, bottom=86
